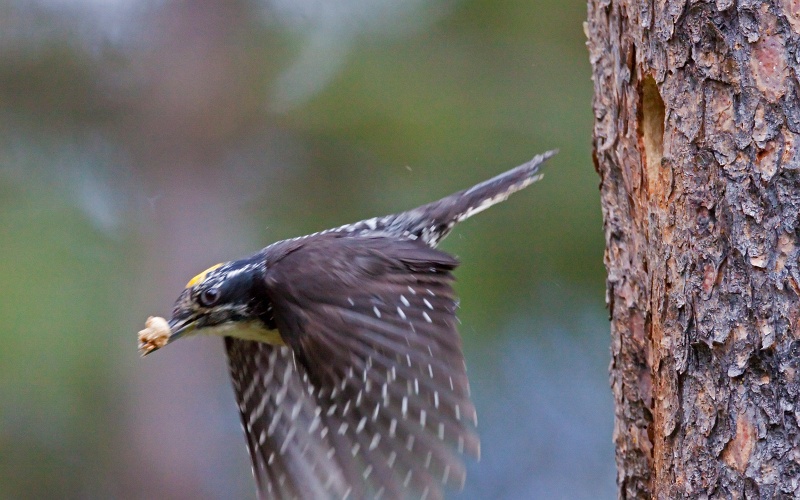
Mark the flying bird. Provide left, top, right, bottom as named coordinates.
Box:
left=140, top=150, right=555, bottom=499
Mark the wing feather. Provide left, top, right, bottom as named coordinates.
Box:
left=264, top=235, right=478, bottom=497
left=225, top=339, right=351, bottom=499
left=225, top=234, right=479, bottom=499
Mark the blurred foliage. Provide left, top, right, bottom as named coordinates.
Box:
left=0, top=0, right=612, bottom=498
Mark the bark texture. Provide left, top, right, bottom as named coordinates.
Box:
left=587, top=0, right=800, bottom=498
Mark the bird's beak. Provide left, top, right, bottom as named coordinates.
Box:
left=139, top=314, right=196, bottom=357
left=167, top=315, right=198, bottom=344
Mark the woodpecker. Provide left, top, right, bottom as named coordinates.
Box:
left=144, top=150, right=555, bottom=499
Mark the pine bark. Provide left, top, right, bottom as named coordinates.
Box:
left=586, top=0, right=800, bottom=498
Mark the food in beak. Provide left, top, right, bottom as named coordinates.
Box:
left=138, top=316, right=171, bottom=356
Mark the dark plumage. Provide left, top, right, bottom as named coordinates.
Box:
left=150, top=150, right=555, bottom=499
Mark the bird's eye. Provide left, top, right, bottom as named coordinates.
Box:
left=199, top=287, right=221, bottom=307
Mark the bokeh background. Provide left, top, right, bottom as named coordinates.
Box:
left=0, top=1, right=612, bottom=498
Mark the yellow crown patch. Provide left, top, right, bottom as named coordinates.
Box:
left=186, top=263, right=223, bottom=288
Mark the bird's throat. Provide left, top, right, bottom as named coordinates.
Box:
left=202, top=320, right=285, bottom=346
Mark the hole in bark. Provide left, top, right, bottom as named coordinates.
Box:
left=640, top=76, right=665, bottom=197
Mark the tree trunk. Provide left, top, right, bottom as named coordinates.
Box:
left=586, top=1, right=800, bottom=497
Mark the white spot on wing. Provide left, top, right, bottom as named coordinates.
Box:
left=279, top=426, right=296, bottom=454
left=290, top=400, right=302, bottom=419
left=356, top=416, right=367, bottom=433
left=372, top=403, right=380, bottom=421
left=369, top=434, right=381, bottom=451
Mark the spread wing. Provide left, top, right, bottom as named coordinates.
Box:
left=226, top=234, right=479, bottom=499
left=225, top=339, right=351, bottom=499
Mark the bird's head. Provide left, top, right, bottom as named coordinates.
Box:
left=158, top=256, right=278, bottom=350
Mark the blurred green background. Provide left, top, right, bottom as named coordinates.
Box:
left=0, top=0, right=612, bottom=498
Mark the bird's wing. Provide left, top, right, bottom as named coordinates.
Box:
left=251, top=233, right=480, bottom=499
left=225, top=338, right=352, bottom=499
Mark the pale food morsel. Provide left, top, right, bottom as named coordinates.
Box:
left=138, top=316, right=171, bottom=356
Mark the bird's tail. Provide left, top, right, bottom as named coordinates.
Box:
left=328, top=150, right=556, bottom=247
left=402, top=150, right=557, bottom=246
